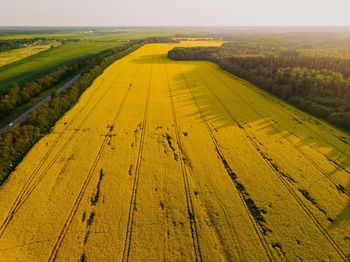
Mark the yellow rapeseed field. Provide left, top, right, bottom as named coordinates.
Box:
left=0, top=40, right=349, bottom=261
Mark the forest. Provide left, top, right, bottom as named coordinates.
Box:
left=168, top=40, right=350, bottom=132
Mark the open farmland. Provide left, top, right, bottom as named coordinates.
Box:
left=0, top=44, right=54, bottom=67
left=0, top=41, right=122, bottom=92
left=0, top=40, right=349, bottom=261
left=0, top=27, right=196, bottom=41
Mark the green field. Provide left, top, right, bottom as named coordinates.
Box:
left=0, top=41, right=121, bottom=92
left=0, top=28, right=195, bottom=93
left=0, top=44, right=56, bottom=67
left=0, top=27, right=194, bottom=40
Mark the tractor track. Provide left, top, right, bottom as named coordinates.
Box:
left=48, top=60, right=142, bottom=261
left=163, top=59, right=203, bottom=262
left=192, top=65, right=348, bottom=260
left=202, top=64, right=350, bottom=196
left=178, top=64, right=277, bottom=261
left=217, top=66, right=350, bottom=166
left=121, top=56, right=154, bottom=262
left=1, top=43, right=348, bottom=261
left=0, top=54, right=135, bottom=239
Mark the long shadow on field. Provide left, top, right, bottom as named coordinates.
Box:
left=132, top=54, right=169, bottom=64
left=136, top=51, right=350, bottom=228
left=131, top=54, right=154, bottom=64
left=195, top=58, right=349, bottom=228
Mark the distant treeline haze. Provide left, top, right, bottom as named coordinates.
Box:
left=0, top=38, right=50, bottom=52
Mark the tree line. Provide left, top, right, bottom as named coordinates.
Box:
left=168, top=45, right=350, bottom=132
left=0, top=38, right=50, bottom=52
left=0, top=65, right=79, bottom=118
left=145, top=36, right=179, bottom=43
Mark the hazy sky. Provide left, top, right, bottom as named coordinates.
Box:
left=1, top=0, right=350, bottom=26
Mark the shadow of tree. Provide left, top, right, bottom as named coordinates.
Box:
left=136, top=48, right=350, bottom=230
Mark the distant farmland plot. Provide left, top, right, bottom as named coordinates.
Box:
left=0, top=33, right=91, bottom=40
left=0, top=27, right=194, bottom=41
left=0, top=41, right=349, bottom=261
left=0, top=41, right=121, bottom=92
left=0, top=44, right=53, bottom=67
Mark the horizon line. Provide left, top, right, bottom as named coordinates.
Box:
left=1, top=25, right=350, bottom=28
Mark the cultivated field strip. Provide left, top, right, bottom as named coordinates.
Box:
left=197, top=63, right=349, bottom=198
left=176, top=63, right=277, bottom=261
left=0, top=45, right=52, bottom=68
left=0, top=52, right=135, bottom=238
left=49, top=61, right=142, bottom=261
left=216, top=65, right=350, bottom=166
left=0, top=50, right=147, bottom=260
left=165, top=59, right=272, bottom=260
left=198, top=62, right=350, bottom=240
left=163, top=57, right=203, bottom=262
left=188, top=65, right=348, bottom=260
left=0, top=41, right=349, bottom=261
left=121, top=56, right=153, bottom=262
left=195, top=63, right=350, bottom=255
left=50, top=47, right=158, bottom=261
left=207, top=68, right=349, bottom=195
left=118, top=47, right=206, bottom=261
left=201, top=63, right=350, bottom=192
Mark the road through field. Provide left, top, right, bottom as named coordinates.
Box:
left=0, top=41, right=349, bottom=261
left=0, top=73, right=81, bottom=134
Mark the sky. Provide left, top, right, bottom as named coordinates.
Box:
left=1, top=0, right=350, bottom=27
